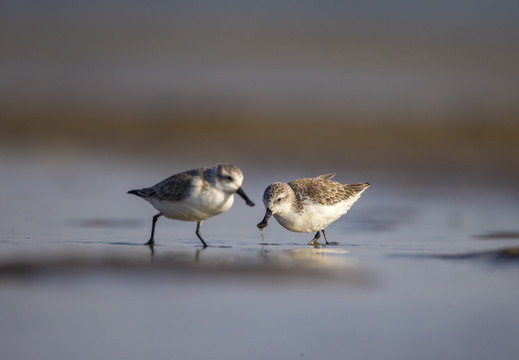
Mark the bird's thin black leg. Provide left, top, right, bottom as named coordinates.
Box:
left=321, top=229, right=330, bottom=244
left=195, top=221, right=208, bottom=248
left=307, top=231, right=321, bottom=245
left=145, top=213, right=162, bottom=246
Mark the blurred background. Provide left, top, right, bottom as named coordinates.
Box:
left=2, top=2, right=519, bottom=360
left=2, top=0, right=518, bottom=185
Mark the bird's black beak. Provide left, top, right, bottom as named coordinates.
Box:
left=257, top=208, right=272, bottom=229
left=237, top=187, right=255, bottom=207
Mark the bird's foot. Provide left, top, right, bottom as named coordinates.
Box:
left=307, top=239, right=322, bottom=246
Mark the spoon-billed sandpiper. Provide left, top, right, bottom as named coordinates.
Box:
left=257, top=173, right=369, bottom=245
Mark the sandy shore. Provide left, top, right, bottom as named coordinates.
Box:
left=3, top=106, right=519, bottom=188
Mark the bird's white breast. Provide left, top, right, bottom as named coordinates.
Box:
left=149, top=184, right=235, bottom=222
left=274, top=197, right=358, bottom=233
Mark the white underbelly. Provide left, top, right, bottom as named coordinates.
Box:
left=148, top=191, right=234, bottom=222
left=274, top=201, right=354, bottom=233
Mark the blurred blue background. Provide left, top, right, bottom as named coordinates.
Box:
left=1, top=0, right=518, bottom=180
left=2, top=0, right=518, bottom=120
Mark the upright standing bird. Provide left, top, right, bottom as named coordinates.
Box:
left=257, top=173, right=369, bottom=245
left=128, top=164, right=255, bottom=247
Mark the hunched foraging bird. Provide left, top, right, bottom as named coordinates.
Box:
left=128, top=164, right=255, bottom=247
left=257, top=173, right=369, bottom=245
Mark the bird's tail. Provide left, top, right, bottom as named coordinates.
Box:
left=343, top=182, right=370, bottom=198
left=127, top=189, right=148, bottom=197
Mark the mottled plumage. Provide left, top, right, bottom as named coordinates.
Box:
left=129, top=164, right=254, bottom=247
left=130, top=168, right=205, bottom=201
left=258, top=173, right=369, bottom=245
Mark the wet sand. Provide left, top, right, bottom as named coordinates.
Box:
left=1, top=150, right=518, bottom=360
left=3, top=113, right=519, bottom=188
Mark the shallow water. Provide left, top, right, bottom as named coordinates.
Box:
left=2, top=1, right=518, bottom=357
left=1, top=153, right=519, bottom=360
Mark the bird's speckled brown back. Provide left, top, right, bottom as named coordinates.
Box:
left=289, top=176, right=370, bottom=207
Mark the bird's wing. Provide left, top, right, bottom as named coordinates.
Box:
left=289, top=178, right=369, bottom=206
left=143, top=168, right=206, bottom=201
left=317, top=173, right=336, bottom=180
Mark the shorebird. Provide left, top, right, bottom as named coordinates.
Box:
left=257, top=173, right=369, bottom=245
left=128, top=164, right=255, bottom=247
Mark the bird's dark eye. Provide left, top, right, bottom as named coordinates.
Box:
left=277, top=198, right=282, bottom=202
left=226, top=176, right=233, bottom=181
